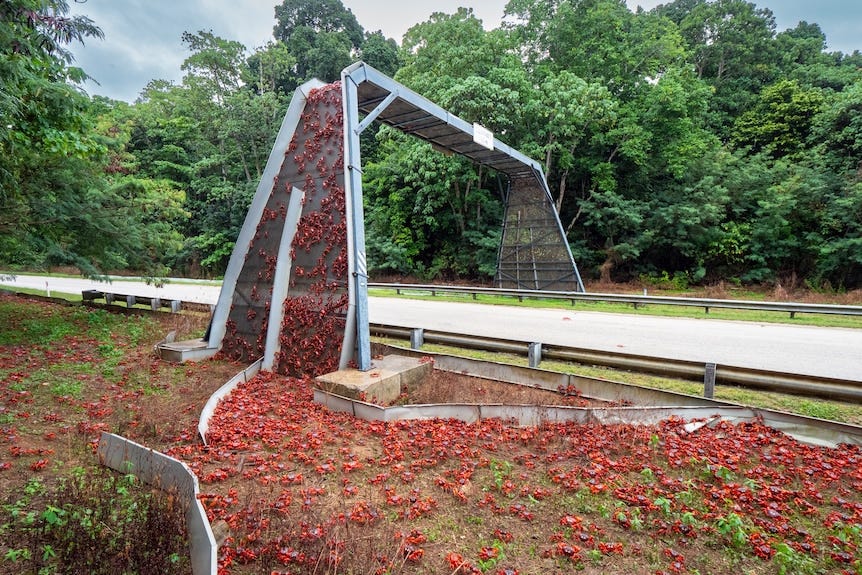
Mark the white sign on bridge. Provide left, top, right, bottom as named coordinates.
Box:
left=473, top=123, right=494, bottom=150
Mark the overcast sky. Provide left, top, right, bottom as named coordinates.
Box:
left=67, top=0, right=861, bottom=103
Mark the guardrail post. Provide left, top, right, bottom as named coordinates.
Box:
left=126, top=295, right=136, bottom=308
left=105, top=293, right=115, bottom=305
left=410, top=328, right=424, bottom=350
left=703, top=363, right=716, bottom=399
left=151, top=297, right=161, bottom=312
left=171, top=301, right=182, bottom=313
left=528, top=342, right=542, bottom=369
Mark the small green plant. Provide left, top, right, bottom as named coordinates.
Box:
left=681, top=511, right=699, bottom=527
left=629, top=507, right=644, bottom=531
left=97, top=343, right=125, bottom=375
left=476, top=539, right=506, bottom=572
left=653, top=496, right=672, bottom=515
left=490, top=459, right=513, bottom=491
left=713, top=465, right=736, bottom=482
left=715, top=513, right=748, bottom=548
left=598, top=502, right=612, bottom=519
left=50, top=378, right=84, bottom=398
left=773, top=542, right=817, bottom=575
left=0, top=467, right=190, bottom=574
left=639, top=270, right=691, bottom=291
left=742, top=477, right=759, bottom=491
left=127, top=319, right=146, bottom=345
left=4, top=548, right=31, bottom=562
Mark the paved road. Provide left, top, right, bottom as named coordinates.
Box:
left=371, top=298, right=862, bottom=381
left=0, top=275, right=220, bottom=304
left=2, top=275, right=860, bottom=381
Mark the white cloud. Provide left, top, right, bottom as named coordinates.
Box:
left=67, top=0, right=861, bottom=102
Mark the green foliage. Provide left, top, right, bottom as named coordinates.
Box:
left=732, top=79, right=824, bottom=158
left=0, top=1, right=190, bottom=279
left=364, top=130, right=503, bottom=280
left=773, top=542, right=818, bottom=575
left=243, top=41, right=297, bottom=94
left=715, top=513, right=749, bottom=548
left=359, top=30, right=399, bottom=76
left=273, top=0, right=364, bottom=49
left=2, top=0, right=861, bottom=288
left=0, top=468, right=190, bottom=575
left=273, top=0, right=364, bottom=82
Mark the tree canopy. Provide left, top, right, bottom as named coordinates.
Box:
left=2, top=0, right=861, bottom=289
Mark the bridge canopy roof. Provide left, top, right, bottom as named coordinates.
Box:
left=342, top=62, right=542, bottom=180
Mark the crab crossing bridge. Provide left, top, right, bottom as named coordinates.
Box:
left=202, top=62, right=583, bottom=375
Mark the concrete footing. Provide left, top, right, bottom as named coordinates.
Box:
left=315, top=355, right=432, bottom=405
left=158, top=339, right=219, bottom=363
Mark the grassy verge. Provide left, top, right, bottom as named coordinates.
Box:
left=373, top=336, right=862, bottom=426
left=368, top=288, right=862, bottom=329
left=1, top=469, right=190, bottom=575
left=3, top=294, right=861, bottom=574
left=0, top=286, right=82, bottom=301
left=0, top=287, right=209, bottom=317
left=0, top=295, right=222, bottom=574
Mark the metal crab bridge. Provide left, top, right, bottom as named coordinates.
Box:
left=206, top=62, right=584, bottom=375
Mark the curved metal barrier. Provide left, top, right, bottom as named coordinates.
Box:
left=316, top=346, right=862, bottom=448
left=98, top=433, right=217, bottom=575
left=198, top=359, right=262, bottom=445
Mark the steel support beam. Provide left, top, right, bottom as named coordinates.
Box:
left=342, top=71, right=372, bottom=371
left=355, top=91, right=398, bottom=135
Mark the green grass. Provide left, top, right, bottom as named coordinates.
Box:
left=0, top=299, right=157, bottom=346
left=0, top=302, right=76, bottom=345
left=0, top=286, right=82, bottom=302
left=8, top=276, right=857, bottom=328
left=0, top=286, right=191, bottom=315
left=0, top=470, right=190, bottom=575
left=368, top=288, right=862, bottom=329
left=21, top=362, right=99, bottom=400
left=0, top=269, right=220, bottom=286
left=374, top=336, right=862, bottom=425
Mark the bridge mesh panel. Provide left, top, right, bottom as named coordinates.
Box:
left=495, top=177, right=580, bottom=291
left=221, top=83, right=348, bottom=377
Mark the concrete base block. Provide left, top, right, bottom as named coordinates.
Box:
left=158, top=339, right=219, bottom=363
left=315, top=355, right=432, bottom=405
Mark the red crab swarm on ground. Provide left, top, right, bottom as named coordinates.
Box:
left=169, top=371, right=862, bottom=575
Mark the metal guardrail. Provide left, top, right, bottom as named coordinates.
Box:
left=368, top=283, right=862, bottom=318
left=74, top=287, right=861, bottom=402
left=370, top=323, right=862, bottom=404
left=82, top=289, right=182, bottom=313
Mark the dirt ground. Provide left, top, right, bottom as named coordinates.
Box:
left=400, top=369, right=612, bottom=408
